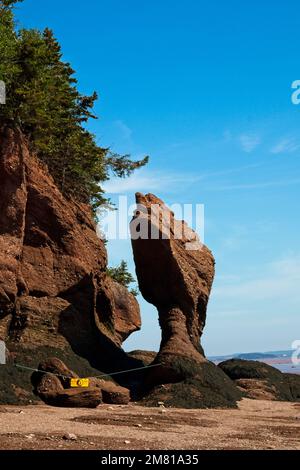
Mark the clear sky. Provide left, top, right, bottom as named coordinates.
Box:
left=16, top=0, right=300, bottom=355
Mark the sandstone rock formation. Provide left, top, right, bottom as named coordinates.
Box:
left=131, top=193, right=214, bottom=370
left=33, top=371, right=102, bottom=408
left=131, top=193, right=242, bottom=407
left=128, top=350, right=157, bottom=366
left=32, top=357, right=79, bottom=388
left=32, top=357, right=129, bottom=407
left=103, top=277, right=141, bottom=346
left=0, top=125, right=142, bottom=403
left=93, top=379, right=130, bottom=405
left=3, top=126, right=296, bottom=410
left=285, top=373, right=300, bottom=401
left=219, top=359, right=300, bottom=402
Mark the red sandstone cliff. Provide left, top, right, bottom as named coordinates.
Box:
left=0, top=126, right=141, bottom=379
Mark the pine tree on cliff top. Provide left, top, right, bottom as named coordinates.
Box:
left=107, top=261, right=139, bottom=296
left=0, top=0, right=148, bottom=212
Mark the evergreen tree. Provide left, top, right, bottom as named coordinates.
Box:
left=107, top=261, right=139, bottom=296
left=0, top=0, right=148, bottom=212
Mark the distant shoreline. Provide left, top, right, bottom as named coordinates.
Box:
left=211, top=356, right=300, bottom=375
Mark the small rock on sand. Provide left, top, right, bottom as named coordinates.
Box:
left=63, top=433, right=77, bottom=441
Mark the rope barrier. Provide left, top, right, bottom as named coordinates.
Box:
left=14, top=362, right=161, bottom=380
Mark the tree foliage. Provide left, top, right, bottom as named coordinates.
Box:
left=0, top=0, right=148, bottom=212
left=107, top=261, right=139, bottom=296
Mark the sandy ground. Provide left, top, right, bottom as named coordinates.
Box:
left=0, top=398, right=299, bottom=450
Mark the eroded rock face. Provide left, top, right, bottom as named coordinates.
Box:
left=131, top=193, right=215, bottom=374
left=219, top=359, right=300, bottom=402
left=35, top=372, right=102, bottom=408
left=0, top=126, right=141, bottom=383
left=34, top=357, right=79, bottom=388
left=130, top=193, right=241, bottom=408
left=99, top=277, right=141, bottom=347
left=32, top=357, right=129, bottom=407
left=90, top=379, right=130, bottom=405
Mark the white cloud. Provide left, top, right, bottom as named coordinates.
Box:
left=202, top=162, right=263, bottom=178
left=221, top=225, right=248, bottom=251
left=103, top=162, right=300, bottom=195
left=212, top=254, right=300, bottom=302
left=114, top=120, right=133, bottom=141
left=104, top=162, right=267, bottom=195
left=238, top=134, right=261, bottom=153
left=102, top=170, right=202, bottom=194
left=206, top=178, right=300, bottom=191
left=270, top=138, right=300, bottom=154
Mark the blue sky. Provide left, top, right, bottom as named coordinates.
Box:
left=16, top=0, right=300, bottom=355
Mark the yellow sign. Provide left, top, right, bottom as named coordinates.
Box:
left=70, top=378, right=90, bottom=388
